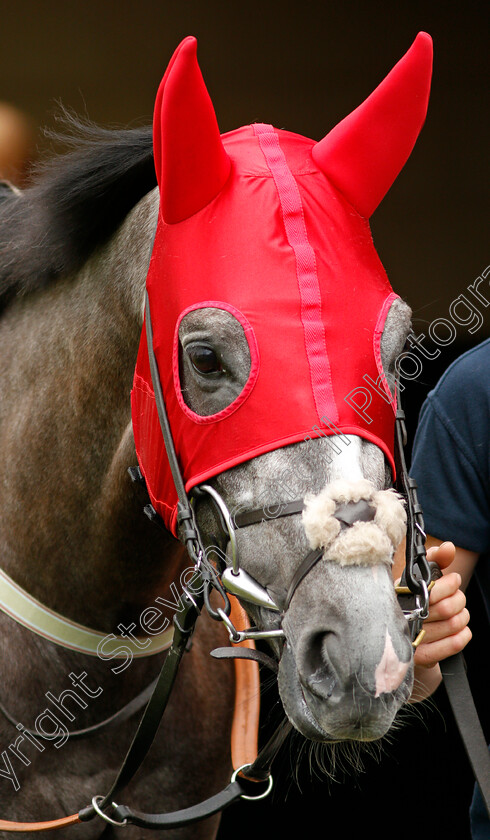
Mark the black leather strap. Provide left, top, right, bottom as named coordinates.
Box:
left=211, top=646, right=278, bottom=673
left=145, top=291, right=187, bottom=507
left=334, top=499, right=375, bottom=529
left=394, top=406, right=431, bottom=598
left=145, top=290, right=204, bottom=563
left=246, top=717, right=292, bottom=781
left=284, top=548, right=323, bottom=611
left=0, top=677, right=159, bottom=742
left=79, top=590, right=202, bottom=822
left=233, top=500, right=304, bottom=529
left=113, top=781, right=245, bottom=829
left=101, top=701, right=291, bottom=831
left=441, top=653, right=490, bottom=818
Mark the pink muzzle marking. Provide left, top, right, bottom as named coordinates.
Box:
left=374, top=629, right=409, bottom=697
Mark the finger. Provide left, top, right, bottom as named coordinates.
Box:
left=426, top=541, right=456, bottom=570
left=414, top=625, right=472, bottom=669
left=427, top=572, right=463, bottom=608
left=420, top=606, right=470, bottom=643
left=426, top=590, right=467, bottom=625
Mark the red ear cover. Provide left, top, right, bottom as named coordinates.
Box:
left=153, top=36, right=231, bottom=224
left=312, top=32, right=433, bottom=218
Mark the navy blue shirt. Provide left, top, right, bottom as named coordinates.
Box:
left=410, top=338, right=490, bottom=621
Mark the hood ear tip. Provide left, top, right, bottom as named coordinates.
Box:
left=415, top=30, right=433, bottom=49
left=154, top=35, right=230, bottom=224
left=411, top=30, right=433, bottom=74
left=312, top=31, right=433, bottom=219
left=177, top=34, right=198, bottom=57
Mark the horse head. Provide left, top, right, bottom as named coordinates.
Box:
left=132, top=34, right=432, bottom=744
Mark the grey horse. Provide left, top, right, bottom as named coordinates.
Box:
left=0, top=33, right=430, bottom=840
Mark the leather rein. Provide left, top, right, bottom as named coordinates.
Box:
left=1, top=296, right=488, bottom=831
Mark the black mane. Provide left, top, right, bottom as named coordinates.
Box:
left=0, top=116, right=156, bottom=312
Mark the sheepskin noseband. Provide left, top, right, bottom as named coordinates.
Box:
left=302, top=479, right=406, bottom=567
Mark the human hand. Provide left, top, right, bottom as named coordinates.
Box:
left=413, top=542, right=472, bottom=670
left=407, top=542, right=473, bottom=701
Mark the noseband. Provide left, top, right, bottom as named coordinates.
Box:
left=193, top=480, right=428, bottom=648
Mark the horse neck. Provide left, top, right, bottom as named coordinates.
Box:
left=0, top=189, right=186, bottom=631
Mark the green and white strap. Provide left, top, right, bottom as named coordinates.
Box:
left=0, top=567, right=174, bottom=657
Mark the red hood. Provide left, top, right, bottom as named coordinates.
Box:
left=131, top=34, right=432, bottom=535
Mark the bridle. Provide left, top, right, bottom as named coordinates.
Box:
left=1, top=294, right=488, bottom=832
left=194, top=478, right=430, bottom=648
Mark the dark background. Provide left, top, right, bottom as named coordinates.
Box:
left=1, top=2, right=488, bottom=837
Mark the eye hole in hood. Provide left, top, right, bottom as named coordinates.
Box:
left=175, top=302, right=259, bottom=422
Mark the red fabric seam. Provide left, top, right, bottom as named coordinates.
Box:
left=253, top=123, right=339, bottom=424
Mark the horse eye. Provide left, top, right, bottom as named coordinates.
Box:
left=188, top=346, right=223, bottom=375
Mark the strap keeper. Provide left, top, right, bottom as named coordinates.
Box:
left=177, top=505, right=194, bottom=523
left=128, top=465, right=145, bottom=485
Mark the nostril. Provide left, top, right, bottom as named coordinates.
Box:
left=301, top=631, right=338, bottom=700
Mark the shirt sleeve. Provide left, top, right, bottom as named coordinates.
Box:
left=410, top=384, right=490, bottom=555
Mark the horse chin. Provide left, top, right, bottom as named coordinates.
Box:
left=277, top=642, right=413, bottom=744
